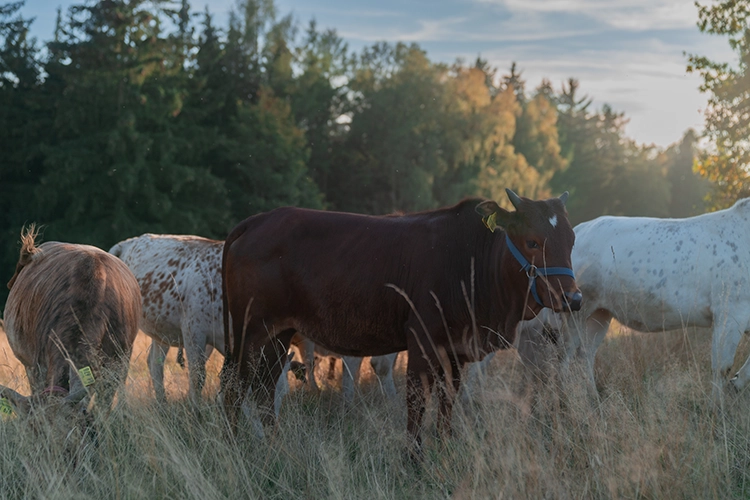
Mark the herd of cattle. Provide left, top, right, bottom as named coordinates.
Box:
left=1, top=189, right=750, bottom=454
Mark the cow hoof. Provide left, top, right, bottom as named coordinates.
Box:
left=729, top=376, right=742, bottom=393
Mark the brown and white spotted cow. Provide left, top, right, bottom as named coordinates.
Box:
left=0, top=226, right=141, bottom=413
left=109, top=234, right=225, bottom=403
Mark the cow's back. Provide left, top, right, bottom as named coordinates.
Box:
left=224, top=205, right=496, bottom=357
left=574, top=202, right=750, bottom=331
left=110, top=234, right=224, bottom=350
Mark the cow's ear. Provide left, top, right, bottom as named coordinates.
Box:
left=475, top=201, right=513, bottom=232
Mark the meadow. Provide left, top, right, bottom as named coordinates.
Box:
left=1, top=325, right=749, bottom=499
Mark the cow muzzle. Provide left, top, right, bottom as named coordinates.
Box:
left=563, top=290, right=582, bottom=312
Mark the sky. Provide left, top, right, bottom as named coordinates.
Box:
left=24, top=0, right=737, bottom=148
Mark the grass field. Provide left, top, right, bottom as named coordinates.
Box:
left=1, top=326, right=750, bottom=499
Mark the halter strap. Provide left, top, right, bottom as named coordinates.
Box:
left=505, top=234, right=576, bottom=307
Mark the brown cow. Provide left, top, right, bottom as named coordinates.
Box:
left=0, top=226, right=141, bottom=414
left=221, top=190, right=580, bottom=454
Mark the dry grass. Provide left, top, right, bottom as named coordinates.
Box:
left=1, top=326, right=750, bottom=499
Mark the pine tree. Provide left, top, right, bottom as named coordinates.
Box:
left=38, top=0, right=229, bottom=246
left=0, top=0, right=44, bottom=303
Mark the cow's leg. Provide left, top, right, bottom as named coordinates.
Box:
left=341, top=356, right=363, bottom=403
left=273, top=351, right=293, bottom=418
left=182, top=316, right=208, bottom=403
left=437, top=354, right=462, bottom=437
left=95, top=325, right=137, bottom=412
left=568, top=308, right=611, bottom=395
left=459, top=352, right=495, bottom=406
left=730, top=319, right=750, bottom=390
left=405, top=344, right=435, bottom=457
left=371, top=353, right=398, bottom=398
left=247, top=329, right=296, bottom=425
left=711, top=317, right=743, bottom=405
left=147, top=338, right=170, bottom=403
left=223, top=312, right=259, bottom=431
left=296, top=337, right=319, bottom=393
left=99, top=353, right=132, bottom=412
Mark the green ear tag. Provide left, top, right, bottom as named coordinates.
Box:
left=0, top=397, right=14, bottom=419
left=79, top=366, right=96, bottom=387
left=482, top=212, right=498, bottom=232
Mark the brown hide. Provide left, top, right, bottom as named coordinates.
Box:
left=3, top=234, right=141, bottom=410
left=221, top=193, right=578, bottom=452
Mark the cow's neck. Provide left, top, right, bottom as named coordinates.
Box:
left=471, top=230, right=527, bottom=351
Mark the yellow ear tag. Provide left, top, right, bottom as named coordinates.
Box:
left=482, top=212, right=498, bottom=232
left=78, top=366, right=96, bottom=387
left=0, top=397, right=14, bottom=419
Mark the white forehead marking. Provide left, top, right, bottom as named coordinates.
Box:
left=549, top=215, right=558, bottom=228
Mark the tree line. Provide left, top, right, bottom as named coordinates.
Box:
left=0, top=0, right=719, bottom=304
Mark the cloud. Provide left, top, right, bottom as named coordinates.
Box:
left=481, top=0, right=698, bottom=31
left=338, top=16, right=475, bottom=42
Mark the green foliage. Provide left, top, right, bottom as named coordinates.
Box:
left=665, top=129, right=709, bottom=217
left=0, top=1, right=45, bottom=304
left=36, top=0, right=229, bottom=247
left=328, top=43, right=456, bottom=213
left=689, top=0, right=750, bottom=209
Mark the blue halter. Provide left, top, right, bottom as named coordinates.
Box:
left=504, top=234, right=576, bottom=307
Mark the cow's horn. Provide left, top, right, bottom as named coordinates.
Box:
left=505, top=188, right=522, bottom=210
left=559, top=191, right=569, bottom=206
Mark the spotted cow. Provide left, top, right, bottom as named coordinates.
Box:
left=109, top=234, right=224, bottom=402
left=527, top=198, right=750, bottom=402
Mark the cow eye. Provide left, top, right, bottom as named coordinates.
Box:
left=527, top=240, right=539, bottom=249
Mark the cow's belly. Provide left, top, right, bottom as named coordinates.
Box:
left=140, top=309, right=183, bottom=345
left=288, top=316, right=407, bottom=357
left=585, top=276, right=713, bottom=332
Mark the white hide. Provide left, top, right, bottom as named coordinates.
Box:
left=109, top=234, right=225, bottom=402
left=555, top=199, right=750, bottom=400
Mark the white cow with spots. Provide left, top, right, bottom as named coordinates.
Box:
left=550, top=198, right=750, bottom=401
left=109, top=234, right=225, bottom=402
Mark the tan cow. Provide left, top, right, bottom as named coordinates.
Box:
left=0, top=226, right=141, bottom=414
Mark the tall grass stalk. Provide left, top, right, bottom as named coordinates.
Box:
left=1, top=327, right=749, bottom=499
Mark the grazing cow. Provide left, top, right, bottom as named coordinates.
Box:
left=109, top=234, right=225, bottom=402
left=547, top=198, right=750, bottom=402
left=221, top=189, right=580, bottom=452
left=0, top=227, right=141, bottom=413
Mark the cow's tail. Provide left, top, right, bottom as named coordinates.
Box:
left=8, top=224, right=42, bottom=290
left=220, top=223, right=250, bottom=429
left=19, top=224, right=41, bottom=264
left=220, top=224, right=248, bottom=383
